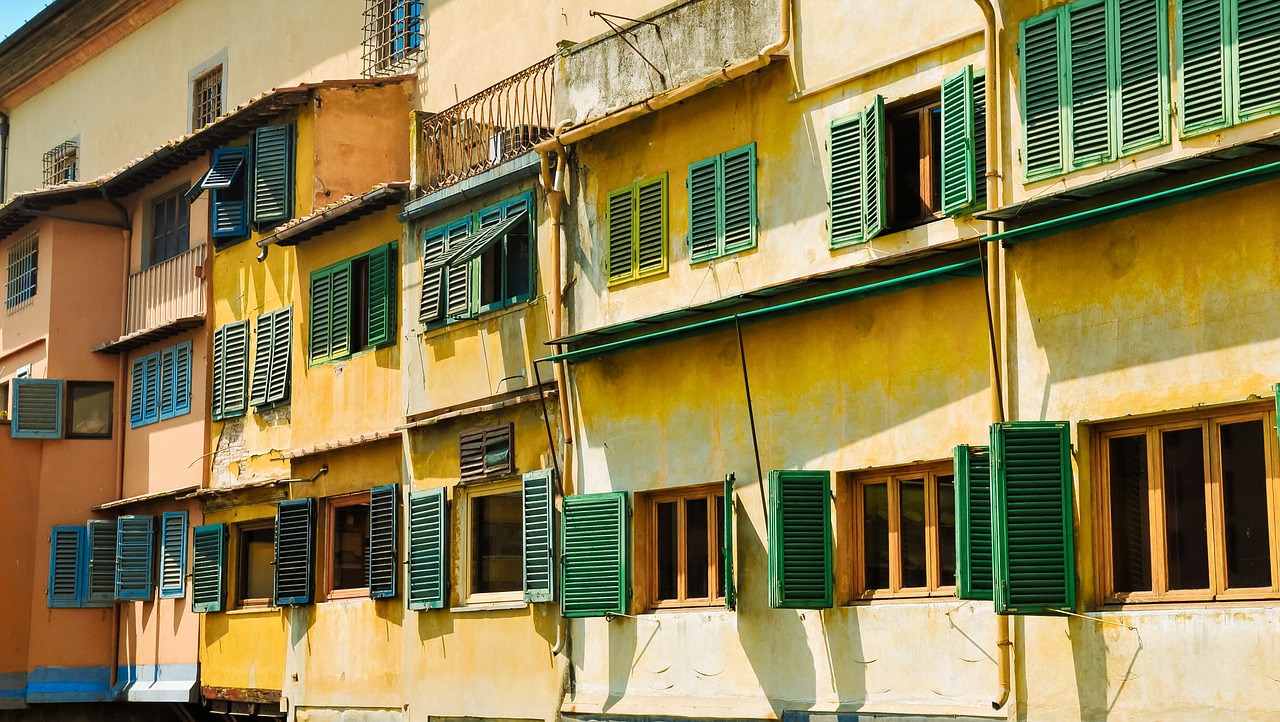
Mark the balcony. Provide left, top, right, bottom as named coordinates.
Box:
left=94, top=244, right=207, bottom=353
left=415, top=57, right=555, bottom=194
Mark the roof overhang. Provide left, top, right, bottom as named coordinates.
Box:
left=258, top=182, right=409, bottom=247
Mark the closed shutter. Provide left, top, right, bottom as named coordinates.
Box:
left=561, top=492, right=628, bottom=618
left=171, top=342, right=191, bottom=417
left=407, top=487, right=449, bottom=610
left=85, top=520, right=117, bottom=607
left=115, top=515, right=155, bottom=601
left=191, top=523, right=226, bottom=613
left=687, top=156, right=720, bottom=262
left=635, top=175, right=667, bottom=276
left=941, top=66, right=978, bottom=216
left=459, top=425, right=513, bottom=482
left=158, top=511, right=187, bottom=599
left=209, top=147, right=249, bottom=239
left=252, top=124, right=293, bottom=226
left=48, top=526, right=85, bottom=608
left=767, top=470, right=833, bottom=609
left=1235, top=0, right=1280, bottom=120
left=158, top=348, right=175, bottom=420
left=420, top=226, right=448, bottom=323
left=1117, top=0, right=1170, bottom=152
left=1067, top=0, right=1114, bottom=167
left=130, top=357, right=147, bottom=428
left=142, top=353, right=160, bottom=425
left=212, top=321, right=248, bottom=420
left=955, top=444, right=994, bottom=601
left=368, top=484, right=399, bottom=599
left=860, top=96, right=886, bottom=240
left=721, top=143, right=757, bottom=255
left=829, top=111, right=865, bottom=246
left=274, top=498, right=315, bottom=606
left=990, top=421, right=1075, bottom=615
left=522, top=469, right=555, bottom=603
left=1178, top=0, right=1230, bottom=135
left=606, top=184, right=635, bottom=281
left=723, top=474, right=736, bottom=611
left=366, top=243, right=397, bottom=347
left=309, top=271, right=333, bottom=361
left=12, top=378, right=62, bottom=439
left=1022, top=10, right=1066, bottom=178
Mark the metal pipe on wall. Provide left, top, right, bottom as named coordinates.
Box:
left=0, top=112, right=9, bottom=201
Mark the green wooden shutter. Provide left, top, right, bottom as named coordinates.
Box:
left=444, top=223, right=472, bottom=319
left=309, top=270, right=333, bottom=361
left=1178, top=0, right=1230, bottom=135
left=861, top=96, right=887, bottom=241
left=723, top=474, right=736, bottom=611
left=829, top=111, right=865, bottom=247
left=213, top=321, right=248, bottom=419
left=252, top=124, right=293, bottom=226
left=606, top=184, right=635, bottom=282
left=941, top=66, right=978, bottom=216
left=158, top=511, right=187, bottom=599
left=420, top=227, right=447, bottom=323
left=212, top=325, right=226, bottom=419
left=1235, top=0, right=1280, bottom=121
left=407, top=487, right=449, bottom=610
left=1067, top=0, right=1114, bottom=167
left=1022, top=10, right=1066, bottom=179
left=973, top=71, right=988, bottom=209
left=267, top=308, right=291, bottom=404
left=990, top=421, right=1075, bottom=615
left=192, top=523, right=226, bottom=613
left=129, top=357, right=147, bottom=428
left=48, top=526, right=85, bottom=608
left=115, top=515, right=155, bottom=601
left=688, top=156, right=720, bottom=262
left=250, top=311, right=273, bottom=407
left=328, top=264, right=353, bottom=359
left=12, top=378, right=62, bottom=439
left=561, top=492, right=628, bottom=618
left=635, top=175, right=668, bottom=276
left=85, top=520, right=117, bottom=607
left=767, top=470, right=833, bottom=609
left=721, top=143, right=757, bottom=254
left=522, top=469, right=555, bottom=603
left=1116, top=0, right=1170, bottom=152
left=274, top=498, right=315, bottom=606
left=369, top=483, right=399, bottom=599
left=954, top=444, right=994, bottom=601
left=366, top=243, right=397, bottom=347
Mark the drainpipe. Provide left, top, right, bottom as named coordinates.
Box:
left=0, top=112, right=9, bottom=201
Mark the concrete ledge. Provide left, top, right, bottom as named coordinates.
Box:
left=112, top=663, right=198, bottom=703
left=400, top=152, right=541, bottom=222
left=26, top=666, right=111, bottom=703
left=0, top=672, right=27, bottom=709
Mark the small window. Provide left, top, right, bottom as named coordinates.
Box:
left=235, top=522, right=275, bottom=607
left=149, top=188, right=191, bottom=267
left=459, top=424, right=513, bottom=482
left=6, top=233, right=38, bottom=312
left=464, top=481, right=523, bottom=602
left=363, top=0, right=423, bottom=77
left=640, top=484, right=726, bottom=609
left=326, top=493, right=371, bottom=600
left=43, top=139, right=78, bottom=187
left=886, top=93, right=943, bottom=231
left=65, top=381, right=113, bottom=439
left=192, top=65, right=224, bottom=130
left=851, top=461, right=956, bottom=599
left=309, top=244, right=397, bottom=364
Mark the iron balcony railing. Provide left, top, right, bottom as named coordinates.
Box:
left=418, top=56, right=555, bottom=193
left=125, top=243, right=207, bottom=336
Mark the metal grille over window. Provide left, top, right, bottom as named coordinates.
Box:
left=6, top=233, right=38, bottom=311
left=192, top=65, right=223, bottom=130
left=42, top=139, right=78, bottom=187
left=362, top=0, right=423, bottom=77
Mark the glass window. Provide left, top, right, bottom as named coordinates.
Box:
left=852, top=462, right=956, bottom=598
left=65, top=381, right=112, bottom=439
left=327, top=494, right=371, bottom=598
left=645, top=485, right=726, bottom=609
left=887, top=94, right=943, bottom=230
left=149, top=188, right=191, bottom=267
left=469, top=489, right=522, bottom=595
left=236, top=523, right=275, bottom=606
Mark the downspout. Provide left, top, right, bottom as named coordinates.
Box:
left=0, top=112, right=9, bottom=202
left=104, top=186, right=131, bottom=696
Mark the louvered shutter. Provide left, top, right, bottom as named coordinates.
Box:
left=191, top=523, right=226, bottom=613
left=973, top=72, right=988, bottom=209
left=522, top=469, right=555, bottom=603
left=635, top=175, right=667, bottom=276
left=955, top=444, right=994, bottom=601
left=687, top=156, right=720, bottom=262
left=460, top=429, right=486, bottom=481
left=1235, top=0, right=1280, bottom=121
left=309, top=270, right=333, bottom=361
left=723, top=474, right=736, bottom=611
left=990, top=421, right=1075, bottom=615
left=721, top=143, right=757, bottom=254
left=48, top=526, right=85, bottom=608
left=213, top=321, right=248, bottom=420
left=250, top=311, right=273, bottom=407
left=444, top=223, right=472, bottom=319
left=1067, top=0, right=1114, bottom=167
left=115, top=515, right=155, bottom=601
left=829, top=111, right=865, bottom=246
left=368, top=484, right=399, bottom=599
left=1178, top=0, right=1229, bottom=135
left=158, top=349, right=171, bottom=421
left=1022, top=11, right=1066, bottom=178
left=210, top=147, right=249, bottom=239
left=267, top=308, right=292, bottom=404
left=12, top=378, right=63, bottom=439
left=274, top=498, right=315, bottom=606
left=158, top=512, right=187, bottom=599
left=407, top=487, right=449, bottom=610
left=861, top=97, right=887, bottom=240
left=420, top=227, right=448, bottom=323
left=171, top=342, right=191, bottom=417
left=1117, top=0, right=1169, bottom=152
left=561, top=492, right=628, bottom=618
left=767, top=470, right=833, bottom=609
left=85, top=520, right=117, bottom=607
left=459, top=425, right=512, bottom=482
left=328, top=265, right=353, bottom=359
left=607, top=184, right=635, bottom=281
left=142, top=353, right=160, bottom=425
left=129, top=357, right=147, bottom=428
left=941, top=66, right=978, bottom=216
left=366, top=243, right=396, bottom=347
left=252, top=124, right=293, bottom=226
left=212, top=324, right=226, bottom=418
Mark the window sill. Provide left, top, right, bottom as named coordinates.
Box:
left=843, top=594, right=958, bottom=607
left=226, top=605, right=281, bottom=615
left=448, top=600, right=528, bottom=613
left=418, top=296, right=540, bottom=338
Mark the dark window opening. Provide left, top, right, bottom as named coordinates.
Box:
left=65, top=381, right=113, bottom=439
left=150, top=189, right=191, bottom=267
left=887, top=95, right=943, bottom=231
left=237, top=524, right=275, bottom=606
left=470, top=490, right=523, bottom=595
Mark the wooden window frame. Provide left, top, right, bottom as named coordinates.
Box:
left=459, top=478, right=525, bottom=605
left=885, top=92, right=944, bottom=232
left=64, top=380, right=113, bottom=439
left=324, top=491, right=372, bottom=601
left=1093, top=403, right=1280, bottom=605
left=635, top=483, right=726, bottom=611
left=234, top=521, right=275, bottom=608
left=845, top=460, right=957, bottom=601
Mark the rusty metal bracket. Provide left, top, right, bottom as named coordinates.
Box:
left=590, top=10, right=665, bottom=84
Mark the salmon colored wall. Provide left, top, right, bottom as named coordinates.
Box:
left=46, top=222, right=126, bottom=381
left=0, top=433, right=41, bottom=677
left=310, top=84, right=413, bottom=207
left=116, top=497, right=202, bottom=670
left=0, top=220, right=54, bottom=362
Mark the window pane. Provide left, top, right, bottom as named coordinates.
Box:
left=471, top=491, right=522, bottom=594
left=504, top=222, right=531, bottom=301
left=69, top=383, right=112, bottom=437
left=479, top=243, right=503, bottom=307
left=863, top=483, right=890, bottom=590
left=685, top=497, right=709, bottom=599
left=1220, top=420, right=1272, bottom=589
left=937, top=475, right=956, bottom=588
left=656, top=501, right=678, bottom=600
left=1109, top=434, right=1152, bottom=593
left=240, top=527, right=274, bottom=602
left=716, top=494, right=725, bottom=598
left=899, top=479, right=927, bottom=588
left=1163, top=428, right=1210, bottom=590
left=889, top=111, right=924, bottom=226
left=332, top=503, right=370, bottom=590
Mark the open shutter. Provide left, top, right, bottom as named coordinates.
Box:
left=561, top=492, right=628, bottom=618
left=990, top=421, right=1075, bottom=615
left=12, top=378, right=63, bottom=439
left=420, top=227, right=449, bottom=323
left=309, top=270, right=333, bottom=361
left=366, top=243, right=396, bottom=347
left=329, top=265, right=353, bottom=359
left=218, top=321, right=249, bottom=419
left=208, top=147, right=249, bottom=239
left=369, top=483, right=399, bottom=599
left=158, top=511, right=187, bottom=599
left=606, top=184, right=635, bottom=281
left=1022, top=10, right=1066, bottom=178
left=85, top=520, right=116, bottom=607
left=723, top=474, right=736, bottom=611
left=1178, top=0, right=1230, bottom=135
left=250, top=311, right=273, bottom=407
left=973, top=71, right=988, bottom=209
left=522, top=469, right=555, bottom=603
left=1116, top=0, right=1170, bottom=152
left=48, top=526, right=85, bottom=608
left=252, top=124, right=293, bottom=226
left=635, top=175, right=668, bottom=276
left=955, top=444, right=994, bottom=601
left=171, top=342, right=191, bottom=417
left=941, top=66, right=978, bottom=216
left=115, top=515, right=155, bottom=601
left=829, top=111, right=865, bottom=246
left=212, top=325, right=226, bottom=419
left=267, top=308, right=292, bottom=404
left=192, top=523, right=226, bottom=613
left=407, top=487, right=449, bottom=610
left=1067, top=0, right=1114, bottom=167
left=1235, top=0, right=1280, bottom=121
left=861, top=95, right=887, bottom=241
left=129, top=358, right=147, bottom=427
left=444, top=224, right=472, bottom=319
left=721, top=143, right=757, bottom=254
left=274, top=498, right=315, bottom=606
left=767, top=470, right=833, bottom=609
left=687, top=156, right=720, bottom=262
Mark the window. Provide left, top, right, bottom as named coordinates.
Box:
left=363, top=0, right=423, bottom=77
left=131, top=341, right=192, bottom=427
left=464, top=481, right=523, bottom=601
left=250, top=307, right=292, bottom=407
left=65, top=381, right=113, bottom=439
left=419, top=194, right=533, bottom=327
left=1178, top=0, right=1280, bottom=136
left=1096, top=405, right=1279, bottom=603
left=6, top=233, right=37, bottom=311
left=43, top=139, right=78, bottom=186
left=850, top=462, right=956, bottom=599
left=148, top=188, right=191, bottom=267
left=606, top=175, right=668, bottom=284
left=309, top=243, right=397, bottom=363
left=192, top=65, right=223, bottom=130
left=687, top=143, right=756, bottom=263
left=640, top=485, right=726, bottom=609
left=212, top=321, right=248, bottom=420
left=189, top=124, right=292, bottom=242
left=460, top=425, right=513, bottom=482
left=236, top=522, right=274, bottom=607
left=326, top=493, right=371, bottom=600
left=886, top=93, right=943, bottom=230
left=188, top=147, right=249, bottom=241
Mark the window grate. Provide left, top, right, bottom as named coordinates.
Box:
left=192, top=65, right=223, bottom=130
left=6, top=233, right=38, bottom=311
left=362, top=0, right=423, bottom=77
left=42, top=140, right=78, bottom=187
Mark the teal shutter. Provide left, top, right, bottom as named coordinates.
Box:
left=142, top=353, right=160, bottom=425
left=635, top=175, right=667, bottom=275
left=522, top=469, right=555, bottom=603
left=723, top=474, right=736, bottom=611
left=1178, top=0, right=1230, bottom=135
left=48, top=526, right=85, bottom=608
left=85, top=520, right=117, bottom=607
left=444, top=223, right=471, bottom=319
left=171, top=342, right=191, bottom=417
left=990, top=421, right=1075, bottom=615
left=1116, top=0, right=1170, bottom=152
left=12, top=378, right=62, bottom=439
left=420, top=226, right=449, bottom=323
left=252, top=124, right=293, bottom=226
left=941, top=66, right=978, bottom=215
left=1022, top=10, right=1066, bottom=179
left=158, top=511, right=187, bottom=599
left=366, top=243, right=397, bottom=347
left=191, top=523, right=226, bottom=613
left=767, top=470, right=833, bottom=609
left=1235, top=0, right=1280, bottom=121
left=407, top=487, right=449, bottom=611
left=368, top=483, right=399, bottom=599
left=687, top=156, right=720, bottom=262
left=129, top=357, right=147, bottom=428
left=607, top=184, right=635, bottom=281
left=1067, top=0, right=1114, bottom=167
left=721, top=143, right=757, bottom=254
left=212, top=321, right=248, bottom=420
left=250, top=311, right=273, bottom=406
left=561, top=492, right=628, bottom=618
left=861, top=96, right=886, bottom=240
left=954, top=445, right=994, bottom=601
left=328, top=265, right=353, bottom=359
left=212, top=325, right=225, bottom=418
left=274, top=498, right=315, bottom=606
left=209, top=147, right=249, bottom=239
left=115, top=515, right=155, bottom=601
left=828, top=111, right=865, bottom=246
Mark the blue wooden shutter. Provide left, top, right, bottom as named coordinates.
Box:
left=955, top=444, right=994, bottom=601
left=366, top=243, right=397, bottom=347
left=723, top=474, right=736, bottom=611
left=522, top=469, right=555, bottom=603
left=252, top=125, right=293, bottom=226
left=1234, top=0, right=1280, bottom=121
left=721, top=143, right=757, bottom=255
left=158, top=511, right=187, bottom=599
left=606, top=184, right=635, bottom=281
left=191, top=523, right=226, bottom=613
left=12, top=378, right=63, bottom=439
left=1022, top=9, right=1066, bottom=179
left=990, top=421, right=1075, bottom=615
left=165, top=342, right=192, bottom=418
left=1067, top=0, right=1114, bottom=168
left=158, top=347, right=176, bottom=420
left=115, top=515, right=155, bottom=601
left=861, top=96, right=886, bottom=240
left=274, top=498, right=315, bottom=606
left=407, top=487, right=449, bottom=610
left=687, top=156, right=720, bottom=262
left=1116, top=0, right=1170, bottom=152
left=1178, top=0, right=1230, bottom=135
left=828, top=111, right=865, bottom=246
left=368, top=484, right=399, bottom=599
left=85, top=519, right=117, bottom=607
left=48, top=526, right=85, bottom=608
left=129, top=357, right=147, bottom=428
left=561, top=492, right=629, bottom=618
left=209, top=147, right=249, bottom=239
left=767, top=470, right=833, bottom=609
left=941, top=66, right=978, bottom=216
left=142, top=353, right=160, bottom=425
